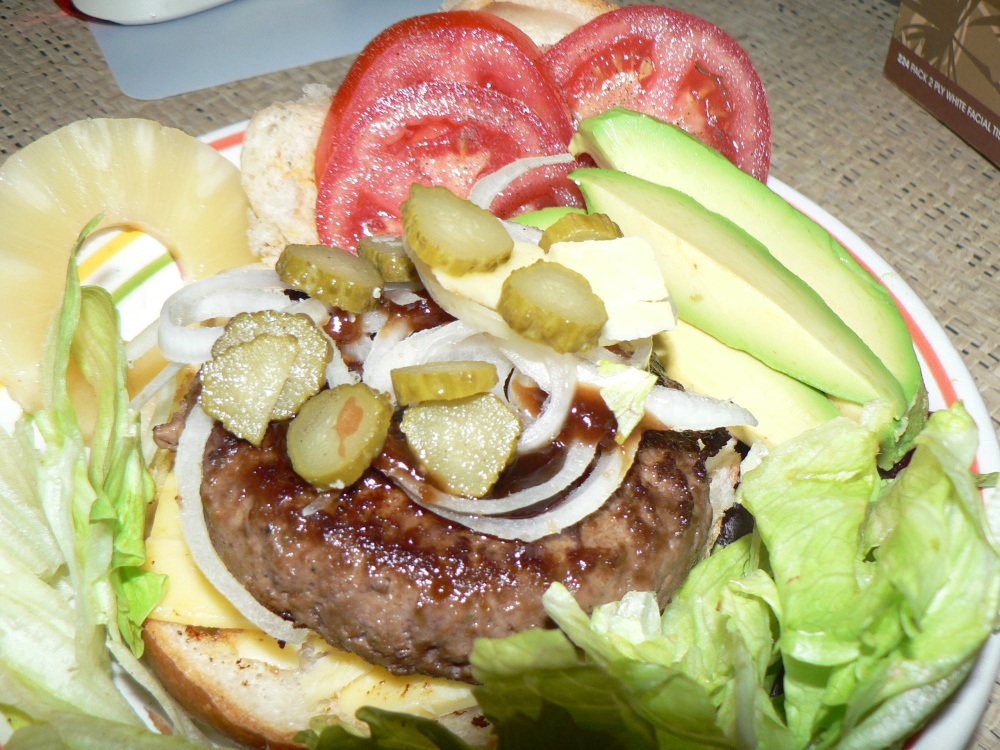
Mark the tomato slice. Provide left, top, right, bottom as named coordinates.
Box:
left=315, top=82, right=582, bottom=251
left=543, top=5, right=771, bottom=181
left=314, top=10, right=574, bottom=183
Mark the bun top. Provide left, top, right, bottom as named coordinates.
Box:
left=438, top=0, right=619, bottom=49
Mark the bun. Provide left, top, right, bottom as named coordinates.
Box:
left=241, top=88, right=330, bottom=267
left=438, top=0, right=618, bottom=49
left=143, top=621, right=492, bottom=749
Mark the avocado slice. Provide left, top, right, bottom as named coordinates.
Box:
left=571, top=109, right=925, bottom=459
left=574, top=168, right=905, bottom=412
left=656, top=321, right=840, bottom=448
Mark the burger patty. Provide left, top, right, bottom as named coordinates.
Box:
left=199, top=420, right=725, bottom=683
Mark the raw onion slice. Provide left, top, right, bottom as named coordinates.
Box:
left=504, top=219, right=543, bottom=245
left=389, top=440, right=596, bottom=517
left=388, top=440, right=636, bottom=543
left=158, top=268, right=290, bottom=363
left=496, top=339, right=577, bottom=452
left=175, top=404, right=305, bottom=644
left=467, top=153, right=575, bottom=210
left=643, top=385, right=756, bottom=431
left=128, top=361, right=184, bottom=412
left=126, top=318, right=160, bottom=366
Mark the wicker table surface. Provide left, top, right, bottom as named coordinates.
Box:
left=3, top=0, right=1000, bottom=746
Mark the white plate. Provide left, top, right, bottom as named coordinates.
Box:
left=6, top=122, right=999, bottom=749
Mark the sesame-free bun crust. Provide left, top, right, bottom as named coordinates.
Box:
left=142, top=620, right=494, bottom=748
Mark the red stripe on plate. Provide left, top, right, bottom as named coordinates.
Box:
left=209, top=130, right=245, bottom=151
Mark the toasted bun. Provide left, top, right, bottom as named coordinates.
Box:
left=438, top=0, right=618, bottom=48
left=241, top=87, right=330, bottom=267
left=143, top=621, right=493, bottom=749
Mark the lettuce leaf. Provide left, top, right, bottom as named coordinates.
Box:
left=0, top=219, right=196, bottom=743
left=3, top=713, right=206, bottom=750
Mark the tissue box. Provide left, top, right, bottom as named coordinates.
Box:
left=884, top=1, right=1000, bottom=166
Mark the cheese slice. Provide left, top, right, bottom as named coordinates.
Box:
left=432, top=236, right=676, bottom=343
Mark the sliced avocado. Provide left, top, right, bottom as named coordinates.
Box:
left=571, top=108, right=924, bottom=460
left=574, top=168, right=905, bottom=412
left=512, top=206, right=585, bottom=230
left=656, top=321, right=840, bottom=448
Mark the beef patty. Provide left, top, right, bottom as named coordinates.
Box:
left=197, top=419, right=725, bottom=683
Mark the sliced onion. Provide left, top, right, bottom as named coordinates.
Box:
left=386, top=440, right=596, bottom=517
left=361, top=318, right=435, bottom=396
left=126, top=318, right=159, bottom=366
left=325, top=344, right=358, bottom=388
left=503, top=219, right=543, bottom=245
left=390, top=440, right=636, bottom=543
left=643, top=385, right=756, bottom=431
left=283, top=297, right=332, bottom=327
left=158, top=268, right=290, bottom=364
left=175, top=405, right=305, bottom=644
left=467, top=153, right=575, bottom=210
left=128, top=361, right=184, bottom=412
left=495, top=339, right=577, bottom=453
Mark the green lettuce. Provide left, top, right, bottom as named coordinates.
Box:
left=0, top=219, right=196, bottom=742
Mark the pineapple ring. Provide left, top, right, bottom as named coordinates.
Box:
left=0, top=118, right=255, bottom=415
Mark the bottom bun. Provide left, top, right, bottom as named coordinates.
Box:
left=143, top=620, right=493, bottom=749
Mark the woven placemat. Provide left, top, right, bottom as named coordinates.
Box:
left=3, top=0, right=1000, bottom=746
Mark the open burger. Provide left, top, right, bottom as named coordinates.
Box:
left=130, top=1, right=777, bottom=746
left=139, top=191, right=753, bottom=746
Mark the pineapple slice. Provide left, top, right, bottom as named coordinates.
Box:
left=0, top=118, right=255, bottom=414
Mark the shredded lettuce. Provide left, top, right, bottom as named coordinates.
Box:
left=0, top=219, right=197, bottom=742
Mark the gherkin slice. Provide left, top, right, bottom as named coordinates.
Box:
left=401, top=184, right=513, bottom=275
left=498, top=260, right=608, bottom=353
left=539, top=211, right=623, bottom=251
left=286, top=383, right=392, bottom=490
left=201, top=333, right=299, bottom=447
left=400, top=393, right=520, bottom=498
left=391, top=361, right=498, bottom=405
left=357, top=234, right=418, bottom=283
left=212, top=310, right=331, bottom=419
left=276, top=244, right=384, bottom=313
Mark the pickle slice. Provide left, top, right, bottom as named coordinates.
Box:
left=539, top=211, right=623, bottom=251
left=357, top=234, right=418, bottom=283
left=212, top=310, right=331, bottom=420
left=276, top=244, right=384, bottom=313
left=497, top=260, right=608, bottom=353
left=286, top=383, right=393, bottom=490
left=201, top=333, right=299, bottom=447
left=400, top=184, right=513, bottom=275
left=391, top=361, right=499, bottom=405
left=400, top=392, right=520, bottom=498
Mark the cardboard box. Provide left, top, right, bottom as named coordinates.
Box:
left=884, top=1, right=1000, bottom=166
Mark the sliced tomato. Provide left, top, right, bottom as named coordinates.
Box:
left=314, top=10, right=574, bottom=182
left=315, top=82, right=583, bottom=251
left=543, top=5, right=771, bottom=181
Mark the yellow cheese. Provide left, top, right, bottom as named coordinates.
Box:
left=433, top=236, right=675, bottom=344
left=144, top=481, right=254, bottom=630
left=302, top=640, right=476, bottom=719
left=548, top=237, right=676, bottom=341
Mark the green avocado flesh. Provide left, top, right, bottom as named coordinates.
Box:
left=512, top=206, right=585, bottom=230
left=574, top=167, right=906, bottom=411
left=656, top=321, right=840, bottom=448
left=570, top=109, right=922, bottom=416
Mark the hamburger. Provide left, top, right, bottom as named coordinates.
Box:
left=140, top=209, right=751, bottom=746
